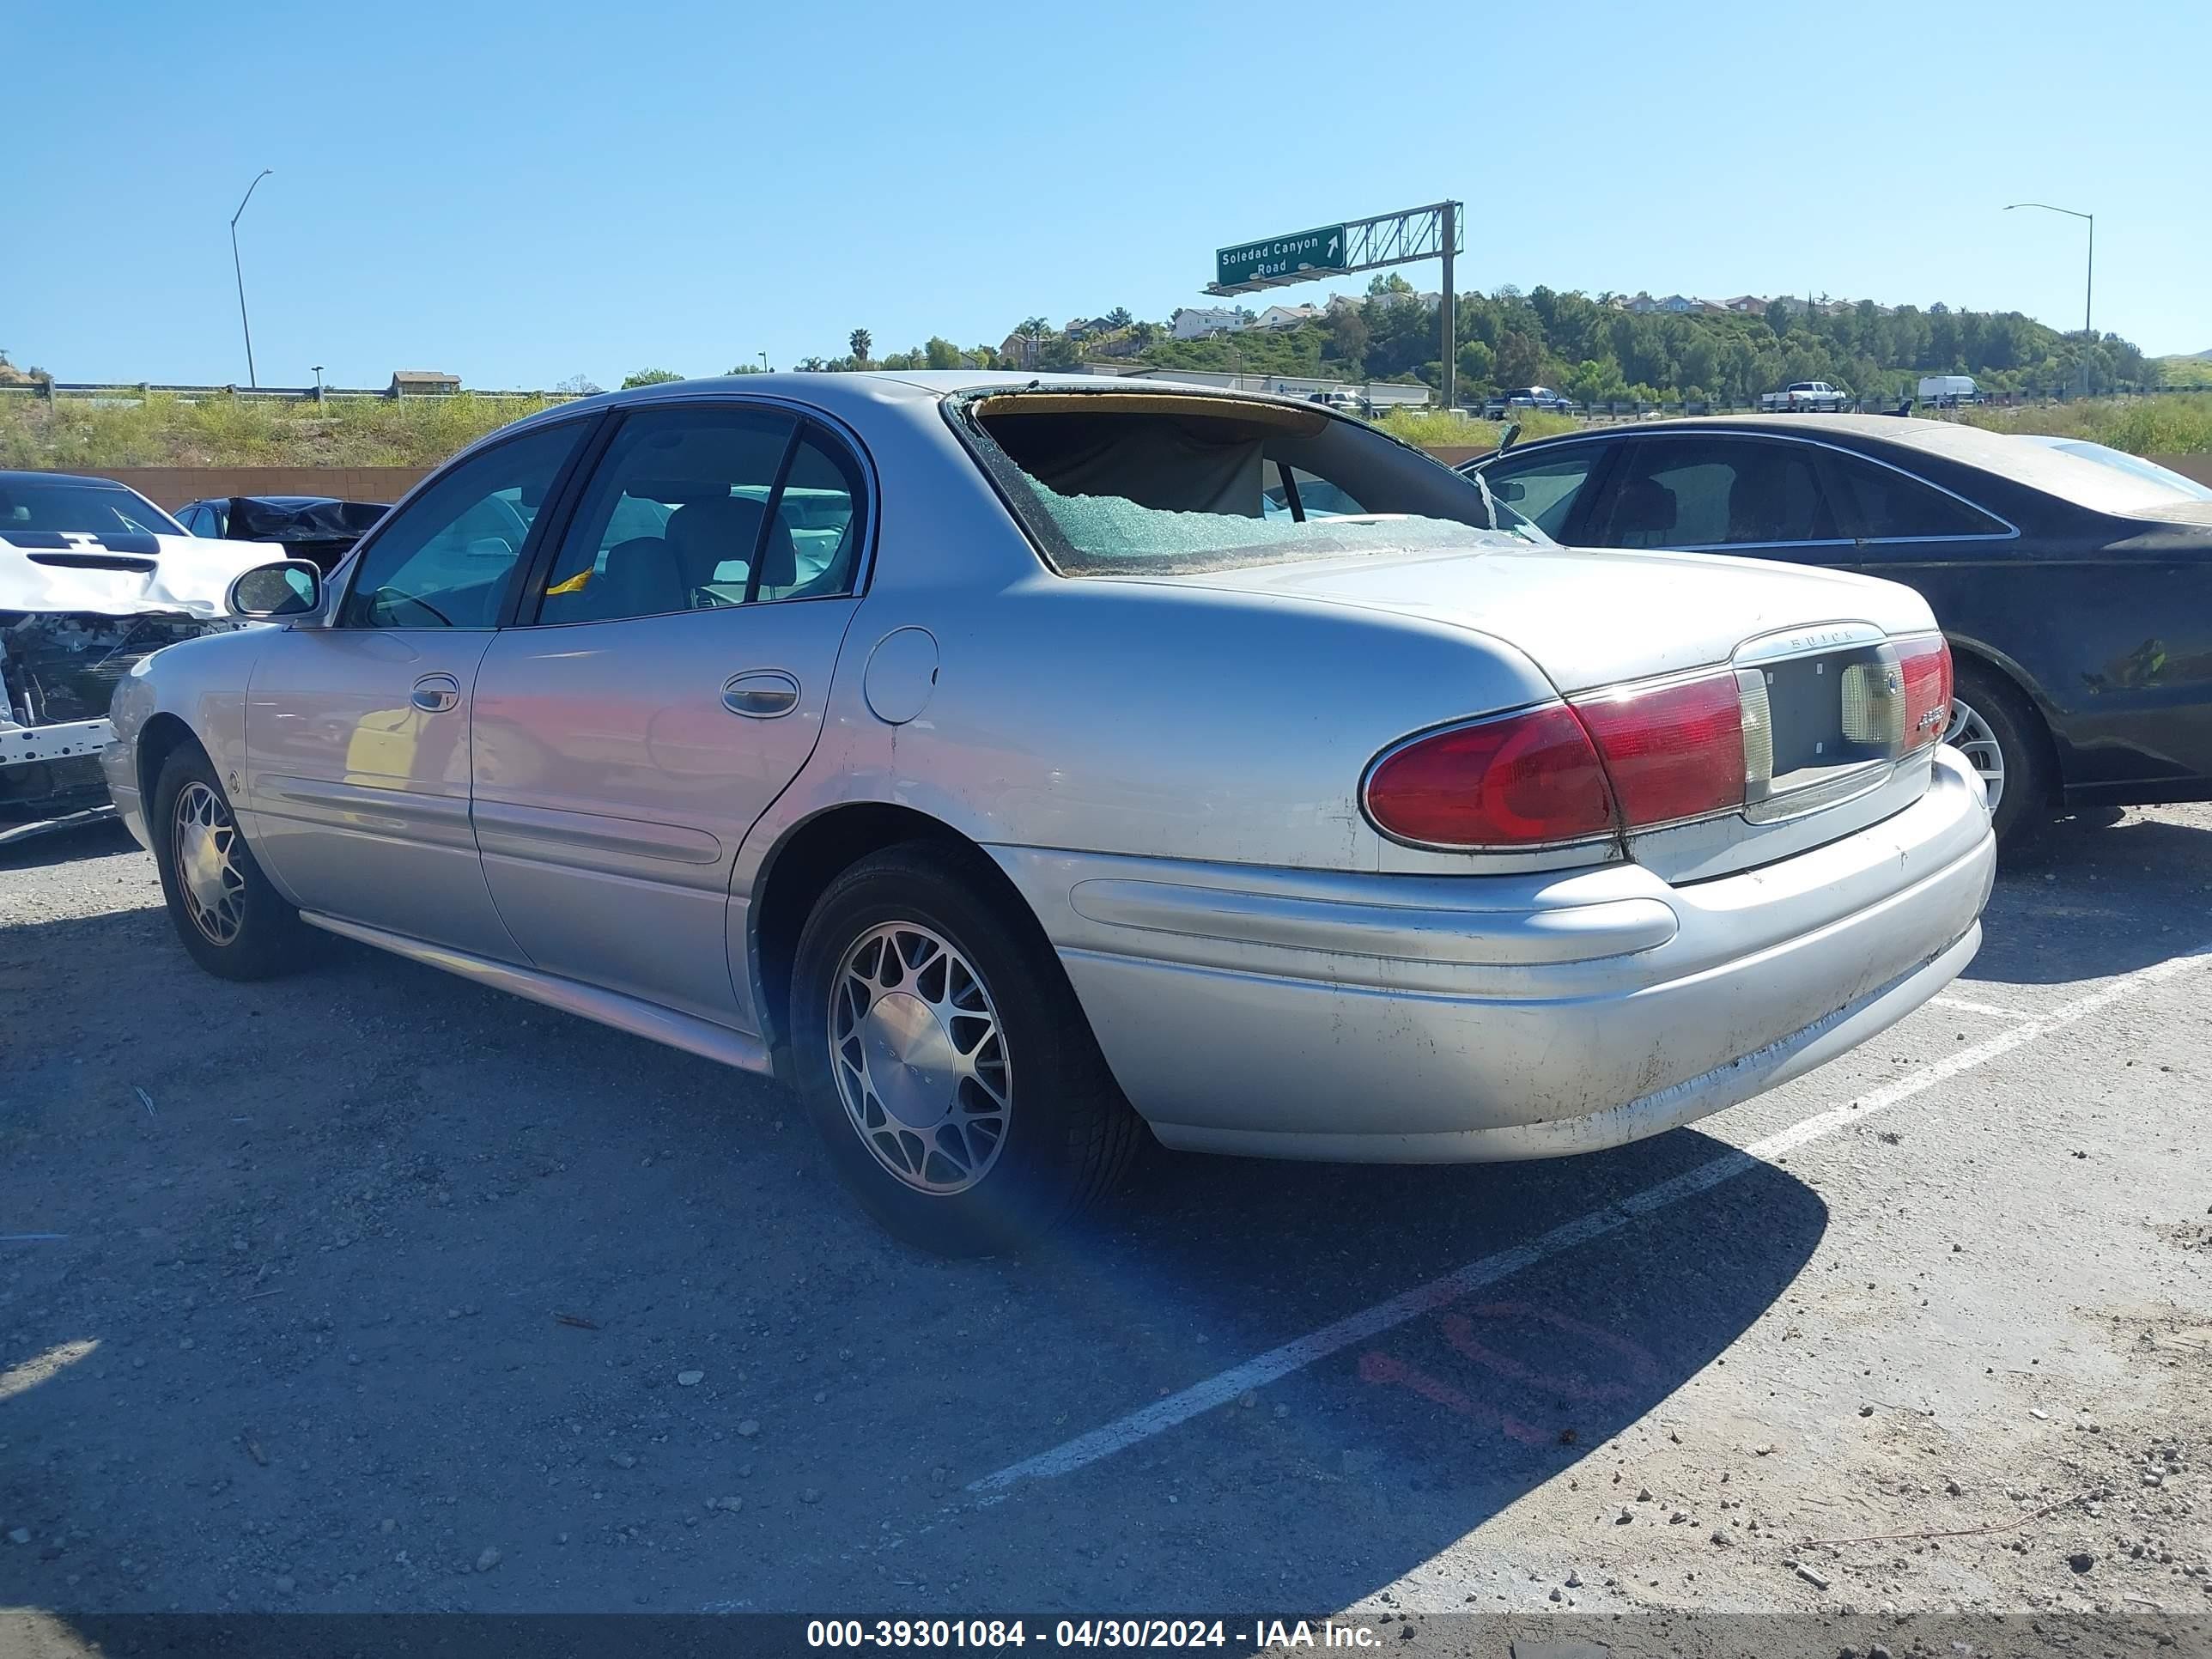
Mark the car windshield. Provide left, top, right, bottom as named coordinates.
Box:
left=964, top=391, right=1523, bottom=575
left=0, top=477, right=184, bottom=538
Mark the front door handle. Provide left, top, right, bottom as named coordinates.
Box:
left=723, top=670, right=799, bottom=720
left=410, top=673, right=461, bottom=714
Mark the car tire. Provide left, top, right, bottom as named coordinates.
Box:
left=1947, top=662, right=2047, bottom=848
left=788, top=842, right=1146, bottom=1255
left=150, top=744, right=313, bottom=981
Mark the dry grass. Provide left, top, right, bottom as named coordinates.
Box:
left=1374, top=408, right=1581, bottom=450
left=1959, top=394, right=2212, bottom=455
left=0, top=392, right=565, bottom=471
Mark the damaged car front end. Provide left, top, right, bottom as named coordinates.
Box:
left=2, top=610, right=241, bottom=843
left=1, top=471, right=283, bottom=844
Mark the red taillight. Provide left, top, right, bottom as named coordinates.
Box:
left=1364, top=704, right=1615, bottom=848
left=1896, top=635, right=1954, bottom=752
left=1572, top=670, right=1748, bottom=828
left=1365, top=672, right=1754, bottom=851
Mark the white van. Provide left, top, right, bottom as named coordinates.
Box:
left=1917, top=374, right=1978, bottom=405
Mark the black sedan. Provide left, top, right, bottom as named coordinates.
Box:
left=176, top=494, right=386, bottom=574
left=1467, top=415, right=2212, bottom=843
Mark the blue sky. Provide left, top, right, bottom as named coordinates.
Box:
left=7, top=0, right=2204, bottom=389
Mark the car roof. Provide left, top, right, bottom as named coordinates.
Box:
left=1485, top=413, right=2203, bottom=520
left=502, top=368, right=1329, bottom=433
left=0, top=469, right=141, bottom=489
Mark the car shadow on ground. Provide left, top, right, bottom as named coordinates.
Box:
left=1974, top=810, right=2212, bottom=984
left=0, top=819, right=137, bottom=872
left=2, top=901, right=1826, bottom=1614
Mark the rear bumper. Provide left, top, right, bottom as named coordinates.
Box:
left=992, top=745, right=1995, bottom=1161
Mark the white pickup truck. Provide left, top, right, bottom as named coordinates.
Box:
left=1759, top=380, right=1851, bottom=412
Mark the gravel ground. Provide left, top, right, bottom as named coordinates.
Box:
left=2, top=805, right=2208, bottom=1640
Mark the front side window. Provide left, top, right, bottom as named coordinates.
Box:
left=1484, top=449, right=1600, bottom=539
left=1599, top=438, right=1837, bottom=549
left=533, top=406, right=865, bottom=626
left=338, top=422, right=584, bottom=629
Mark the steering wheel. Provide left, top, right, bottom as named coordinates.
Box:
left=376, top=587, right=453, bottom=628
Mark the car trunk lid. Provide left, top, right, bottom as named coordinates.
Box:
left=1133, top=536, right=1949, bottom=879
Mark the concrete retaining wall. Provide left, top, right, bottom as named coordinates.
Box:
left=94, top=467, right=431, bottom=512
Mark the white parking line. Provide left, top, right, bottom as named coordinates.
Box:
left=1930, top=994, right=2039, bottom=1019
left=969, top=941, right=2212, bottom=1500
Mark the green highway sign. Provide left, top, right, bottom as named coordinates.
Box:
left=1214, top=224, right=1348, bottom=290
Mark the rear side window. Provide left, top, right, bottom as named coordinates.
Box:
left=532, top=406, right=866, bottom=626
left=1821, top=452, right=2011, bottom=539
left=1599, top=438, right=1837, bottom=549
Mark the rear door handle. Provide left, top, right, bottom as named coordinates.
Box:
left=723, top=670, right=799, bottom=720
left=410, top=673, right=461, bottom=714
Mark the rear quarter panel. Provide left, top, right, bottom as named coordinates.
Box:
left=1850, top=484, right=2212, bottom=796
left=760, top=570, right=1567, bottom=876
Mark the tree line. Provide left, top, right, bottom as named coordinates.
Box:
left=606, top=283, right=2158, bottom=405
left=1143, top=276, right=2154, bottom=404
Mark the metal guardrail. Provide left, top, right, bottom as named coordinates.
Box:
left=1497, top=383, right=2212, bottom=424
left=0, top=381, right=589, bottom=404
left=3, top=379, right=2205, bottom=415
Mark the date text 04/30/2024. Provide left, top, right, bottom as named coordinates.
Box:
left=805, top=1619, right=1388, bottom=1649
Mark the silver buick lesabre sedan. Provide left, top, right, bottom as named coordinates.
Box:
left=105, top=373, right=1995, bottom=1253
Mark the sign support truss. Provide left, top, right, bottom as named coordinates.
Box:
left=1206, top=200, right=1462, bottom=410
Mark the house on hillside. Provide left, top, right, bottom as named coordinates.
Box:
left=388, top=370, right=459, bottom=398
left=1624, top=292, right=1660, bottom=313
left=1253, top=303, right=1322, bottom=331
left=1170, top=306, right=1247, bottom=340
left=1724, top=295, right=1767, bottom=314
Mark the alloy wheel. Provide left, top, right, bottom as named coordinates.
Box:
left=172, top=781, right=246, bottom=945
left=828, top=921, right=1012, bottom=1195
left=1944, top=698, right=2006, bottom=810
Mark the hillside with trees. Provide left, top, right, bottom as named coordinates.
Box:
left=808, top=282, right=2159, bottom=406
left=1134, top=277, right=2154, bottom=404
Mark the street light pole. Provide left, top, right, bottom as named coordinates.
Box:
left=229, top=170, right=274, bottom=389
left=312, top=365, right=325, bottom=405
left=757, top=351, right=769, bottom=372
left=2004, top=202, right=2094, bottom=386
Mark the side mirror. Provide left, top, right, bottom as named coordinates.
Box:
left=226, top=559, right=321, bottom=619
left=1494, top=479, right=1527, bottom=503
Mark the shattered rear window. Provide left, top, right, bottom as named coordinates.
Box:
left=958, top=389, right=1509, bottom=578
left=1022, top=481, right=1484, bottom=576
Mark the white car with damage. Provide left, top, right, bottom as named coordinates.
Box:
left=1, top=471, right=277, bottom=844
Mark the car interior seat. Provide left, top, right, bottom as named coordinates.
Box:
left=1610, top=477, right=1679, bottom=547
left=666, top=496, right=795, bottom=595
left=595, top=535, right=687, bottom=618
